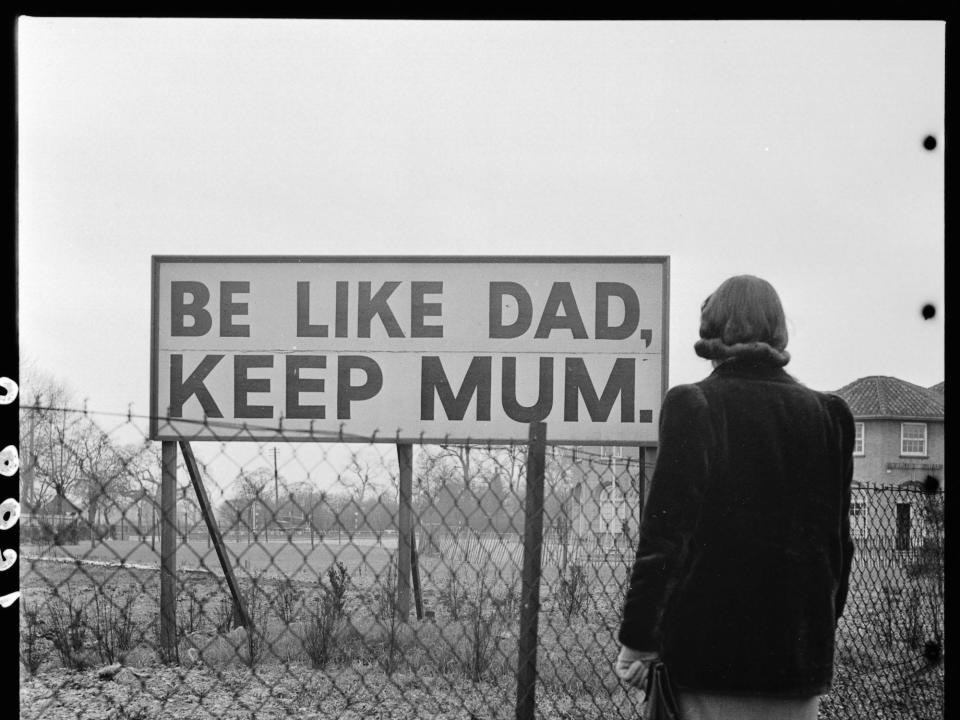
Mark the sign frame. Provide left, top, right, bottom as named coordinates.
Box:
left=150, top=255, right=670, bottom=445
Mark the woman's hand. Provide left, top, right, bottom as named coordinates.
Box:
left=615, top=645, right=660, bottom=688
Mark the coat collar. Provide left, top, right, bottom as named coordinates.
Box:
left=709, top=358, right=797, bottom=384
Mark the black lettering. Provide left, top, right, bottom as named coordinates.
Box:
left=411, top=281, right=444, bottom=338
left=358, top=281, right=404, bottom=338
left=337, top=355, right=383, bottom=419
left=171, top=281, right=212, bottom=336
left=535, top=282, right=588, bottom=339
left=285, top=355, right=326, bottom=419
left=502, top=357, right=553, bottom=422
left=596, top=282, right=640, bottom=340
left=335, top=281, right=349, bottom=338
left=421, top=356, right=492, bottom=421
left=489, top=282, right=532, bottom=339
left=296, top=282, right=328, bottom=337
left=564, top=358, right=635, bottom=422
left=234, top=355, right=273, bottom=418
left=169, top=354, right=223, bottom=417
left=220, top=281, right=250, bottom=337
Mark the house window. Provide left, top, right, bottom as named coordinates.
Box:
left=900, top=423, right=928, bottom=457
left=849, top=500, right=867, bottom=539
left=854, top=423, right=865, bottom=456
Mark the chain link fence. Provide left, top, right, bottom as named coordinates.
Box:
left=18, top=405, right=943, bottom=719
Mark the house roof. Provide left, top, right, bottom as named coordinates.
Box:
left=929, top=381, right=945, bottom=395
left=36, top=494, right=83, bottom=516
left=832, top=376, right=944, bottom=420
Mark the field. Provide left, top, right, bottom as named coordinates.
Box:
left=20, top=534, right=641, bottom=720
left=19, top=536, right=944, bottom=719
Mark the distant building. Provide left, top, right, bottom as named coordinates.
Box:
left=33, top=493, right=83, bottom=523
left=273, top=496, right=307, bottom=530
left=21, top=493, right=83, bottom=541
left=568, top=445, right=646, bottom=561
left=832, top=375, right=945, bottom=549
left=833, top=376, right=945, bottom=487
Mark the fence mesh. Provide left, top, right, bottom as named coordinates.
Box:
left=17, top=405, right=944, bottom=719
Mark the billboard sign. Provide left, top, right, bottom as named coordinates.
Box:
left=150, top=256, right=669, bottom=444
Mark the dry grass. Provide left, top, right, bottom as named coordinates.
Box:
left=20, top=542, right=944, bottom=720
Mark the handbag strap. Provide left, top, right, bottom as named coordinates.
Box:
left=645, top=662, right=682, bottom=720
left=644, top=662, right=659, bottom=696
left=656, top=662, right=680, bottom=709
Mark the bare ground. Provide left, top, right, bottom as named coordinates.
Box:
left=20, top=662, right=641, bottom=720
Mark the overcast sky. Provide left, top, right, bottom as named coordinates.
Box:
left=17, top=19, right=944, bottom=423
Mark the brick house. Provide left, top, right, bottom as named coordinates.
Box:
left=566, top=376, right=945, bottom=556
left=832, top=376, right=945, bottom=549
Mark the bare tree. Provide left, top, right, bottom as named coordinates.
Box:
left=413, top=447, right=455, bottom=508
left=483, top=443, right=528, bottom=495
left=343, top=447, right=396, bottom=501
left=72, top=420, right=128, bottom=544
left=20, top=375, right=79, bottom=510
left=230, top=467, right=274, bottom=535
left=437, top=444, right=475, bottom=488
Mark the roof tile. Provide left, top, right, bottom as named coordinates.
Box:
left=832, top=376, right=944, bottom=419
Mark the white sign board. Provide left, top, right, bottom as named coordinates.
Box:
left=150, top=256, right=669, bottom=444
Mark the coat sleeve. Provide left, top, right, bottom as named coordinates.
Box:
left=831, top=395, right=856, bottom=624
left=618, top=384, right=713, bottom=651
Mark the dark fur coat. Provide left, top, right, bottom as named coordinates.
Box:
left=618, top=358, right=855, bottom=697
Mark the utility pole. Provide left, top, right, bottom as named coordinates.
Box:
left=273, top=447, right=279, bottom=542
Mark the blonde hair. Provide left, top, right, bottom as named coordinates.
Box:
left=694, top=275, right=790, bottom=366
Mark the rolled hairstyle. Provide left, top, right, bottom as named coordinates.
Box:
left=694, top=275, right=791, bottom=366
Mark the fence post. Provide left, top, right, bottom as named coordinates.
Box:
left=411, top=526, right=424, bottom=620
left=396, top=442, right=413, bottom=622
left=179, top=441, right=251, bottom=637
left=160, top=440, right=178, bottom=664
left=516, top=422, right=547, bottom=720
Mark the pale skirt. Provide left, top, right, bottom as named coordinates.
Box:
left=674, top=691, right=820, bottom=720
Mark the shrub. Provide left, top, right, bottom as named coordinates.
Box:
left=274, top=577, right=302, bottom=626
left=901, top=580, right=924, bottom=649
left=20, top=601, right=49, bottom=674
left=379, top=564, right=401, bottom=675
left=178, top=588, right=205, bottom=638
left=437, top=571, right=469, bottom=620
left=302, top=601, right=337, bottom=669
left=244, top=580, right=272, bottom=667
left=904, top=496, right=944, bottom=647
left=462, top=575, right=498, bottom=682
left=877, top=582, right=899, bottom=648
left=374, top=564, right=399, bottom=622
left=490, top=580, right=521, bottom=624
left=556, top=563, right=588, bottom=621
left=44, top=591, right=90, bottom=669
left=213, top=595, right=239, bottom=634
left=302, top=561, right=350, bottom=669
left=90, top=587, right=137, bottom=664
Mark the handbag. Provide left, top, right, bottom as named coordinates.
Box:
left=645, top=662, right=682, bottom=720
